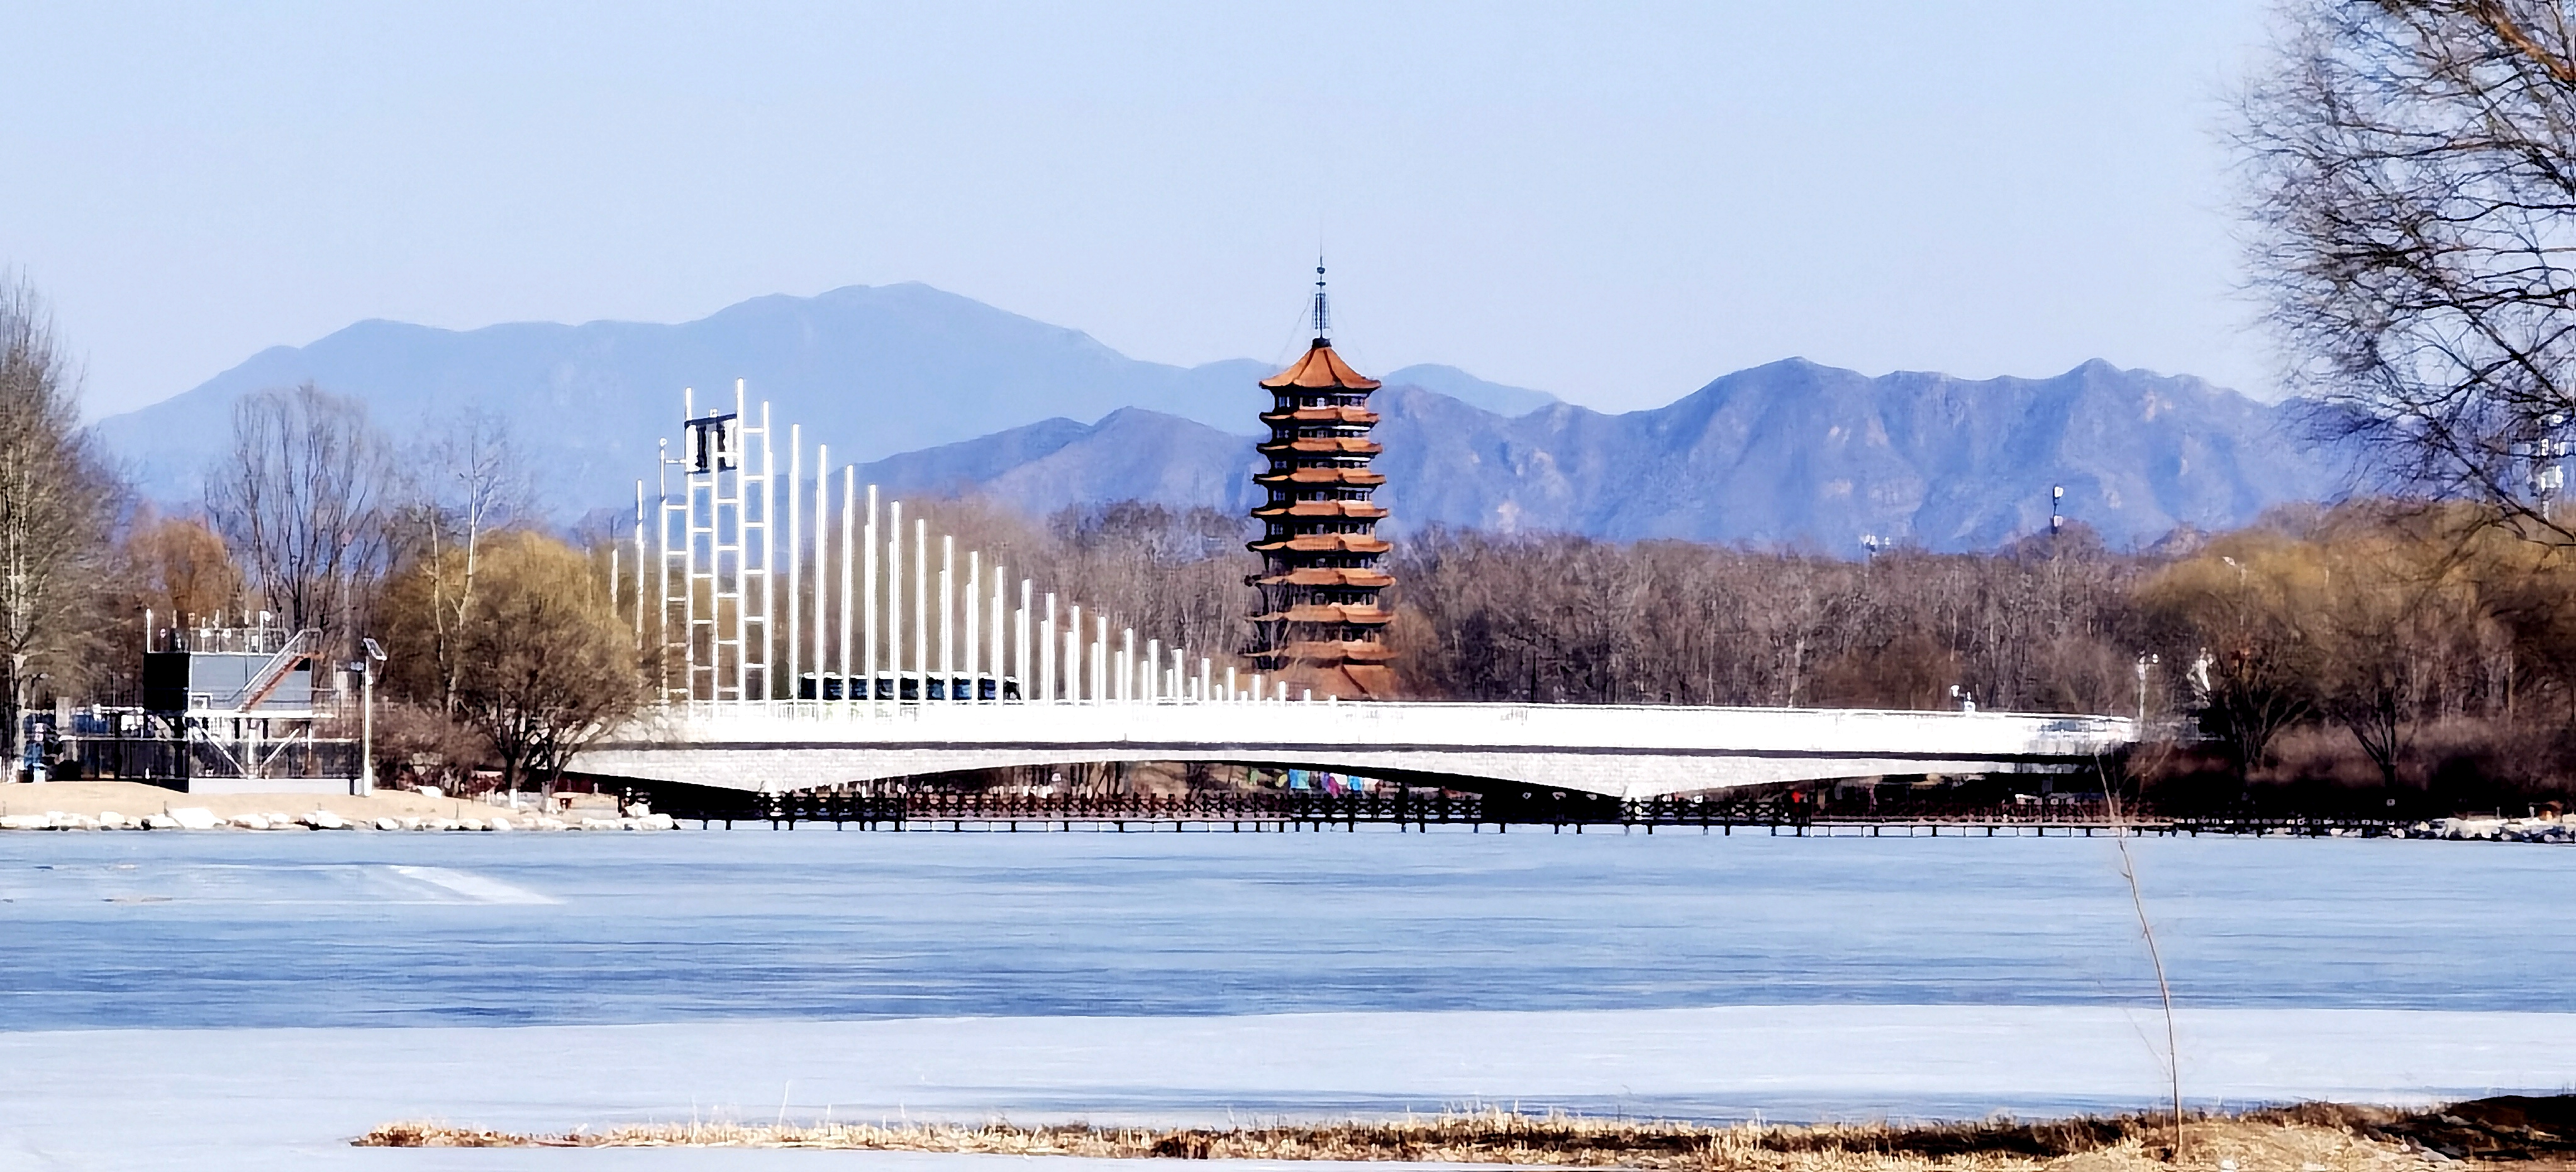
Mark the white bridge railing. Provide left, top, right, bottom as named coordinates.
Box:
left=593, top=700, right=2138, bottom=798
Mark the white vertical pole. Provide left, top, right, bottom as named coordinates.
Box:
left=839, top=469, right=855, bottom=692
left=633, top=480, right=647, bottom=644
left=1094, top=620, right=1109, bottom=703
left=939, top=537, right=955, bottom=697
left=813, top=445, right=830, bottom=694
left=886, top=501, right=902, bottom=695
left=1067, top=605, right=1082, bottom=702
left=1121, top=629, right=1136, bottom=703
left=657, top=441, right=672, bottom=700
left=1017, top=580, right=1032, bottom=701
left=913, top=520, right=928, bottom=693
left=759, top=400, right=775, bottom=699
left=863, top=486, right=879, bottom=705
left=1041, top=594, right=1057, bottom=703
left=1226, top=666, right=1237, bottom=704
left=963, top=550, right=979, bottom=701
left=1146, top=639, right=1159, bottom=703
left=990, top=569, right=1006, bottom=702
left=730, top=382, right=747, bottom=702
left=1199, top=658, right=1210, bottom=704
left=786, top=425, right=800, bottom=695
left=682, top=399, right=699, bottom=702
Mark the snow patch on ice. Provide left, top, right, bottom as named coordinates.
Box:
left=387, top=865, right=556, bottom=905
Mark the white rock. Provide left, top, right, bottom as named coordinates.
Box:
left=167, top=807, right=221, bottom=830
left=488, top=817, right=514, bottom=832
left=300, top=810, right=347, bottom=831
left=374, top=817, right=402, bottom=832
left=579, top=817, right=620, bottom=831
left=96, top=811, right=126, bottom=829
left=636, top=812, right=675, bottom=831
left=140, top=814, right=179, bottom=830
left=457, top=819, right=487, bottom=832
left=623, top=802, right=652, bottom=817
left=534, top=816, right=567, bottom=831
left=0, top=813, right=47, bottom=830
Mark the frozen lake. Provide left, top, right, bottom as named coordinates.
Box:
left=7, top=829, right=2573, bottom=1027
left=2, top=829, right=2571, bottom=1169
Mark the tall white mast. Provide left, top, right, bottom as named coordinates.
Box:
left=863, top=485, right=879, bottom=705
left=963, top=551, right=980, bottom=700
left=938, top=536, right=955, bottom=695
left=1042, top=594, right=1058, bottom=703
left=886, top=501, right=904, bottom=695
left=785, top=425, right=800, bottom=694
left=632, top=480, right=647, bottom=644
left=838, top=468, right=855, bottom=689
left=1067, top=605, right=1082, bottom=702
left=912, top=519, right=928, bottom=694
left=757, top=396, right=774, bottom=699
left=811, top=444, right=829, bottom=696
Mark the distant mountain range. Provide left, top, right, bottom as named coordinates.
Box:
left=857, top=358, right=2350, bottom=551
left=94, top=283, right=2349, bottom=553
left=94, top=282, right=1553, bottom=515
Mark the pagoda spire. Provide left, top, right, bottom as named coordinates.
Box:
left=1245, top=265, right=1396, bottom=700
left=1310, top=258, right=1331, bottom=344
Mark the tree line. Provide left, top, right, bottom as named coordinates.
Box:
left=10, top=268, right=2576, bottom=812
left=19, top=0, right=2576, bottom=809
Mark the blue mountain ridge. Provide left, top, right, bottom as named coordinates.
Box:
left=92, top=284, right=2343, bottom=552
left=853, top=359, right=2347, bottom=551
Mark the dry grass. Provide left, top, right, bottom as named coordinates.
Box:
left=350, top=1105, right=2490, bottom=1170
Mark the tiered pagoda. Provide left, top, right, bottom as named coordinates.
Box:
left=1246, top=267, right=1396, bottom=699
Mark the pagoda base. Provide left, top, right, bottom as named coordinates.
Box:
left=1268, top=662, right=1399, bottom=701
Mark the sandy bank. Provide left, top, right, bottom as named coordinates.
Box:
left=0, top=780, right=611, bottom=822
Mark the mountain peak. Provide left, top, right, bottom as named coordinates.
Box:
left=91, top=285, right=2337, bottom=551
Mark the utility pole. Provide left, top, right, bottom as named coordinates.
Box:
left=2134, top=652, right=2157, bottom=726
left=358, top=638, right=386, bottom=795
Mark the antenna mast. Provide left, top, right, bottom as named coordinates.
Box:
left=1311, top=258, right=1330, bottom=342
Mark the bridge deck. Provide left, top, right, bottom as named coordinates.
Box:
left=579, top=700, right=2138, bottom=799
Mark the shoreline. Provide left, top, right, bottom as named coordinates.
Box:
left=356, top=1099, right=2576, bottom=1168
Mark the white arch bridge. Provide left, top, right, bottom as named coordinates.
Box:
left=574, top=700, right=2138, bottom=802
left=582, top=385, right=2139, bottom=811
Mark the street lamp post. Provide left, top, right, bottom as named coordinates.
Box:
left=357, top=638, right=386, bottom=796
left=2135, top=653, right=2158, bottom=726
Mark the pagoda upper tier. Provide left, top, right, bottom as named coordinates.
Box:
left=1244, top=325, right=1397, bottom=701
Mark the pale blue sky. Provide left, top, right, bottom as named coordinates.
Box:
left=1, top=1, right=2273, bottom=417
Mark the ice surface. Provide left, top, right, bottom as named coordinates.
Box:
left=4, top=1007, right=2575, bottom=1170
left=5, top=831, right=2572, bottom=1029
left=1, top=831, right=2570, bottom=1169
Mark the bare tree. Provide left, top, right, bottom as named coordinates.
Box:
left=397, top=408, right=530, bottom=714
left=382, top=529, right=645, bottom=793
left=2240, top=1, right=2576, bottom=536
left=0, top=275, right=118, bottom=757
left=206, top=384, right=392, bottom=649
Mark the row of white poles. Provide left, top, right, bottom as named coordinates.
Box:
left=640, top=389, right=1301, bottom=705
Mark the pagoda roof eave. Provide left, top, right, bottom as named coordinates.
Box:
left=1260, top=341, right=1382, bottom=391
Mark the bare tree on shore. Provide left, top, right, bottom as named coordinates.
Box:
left=396, top=408, right=531, bottom=714
left=206, top=384, right=393, bottom=649
left=2239, top=0, right=2576, bottom=537
left=0, top=275, right=118, bottom=756
left=380, top=529, right=645, bottom=793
